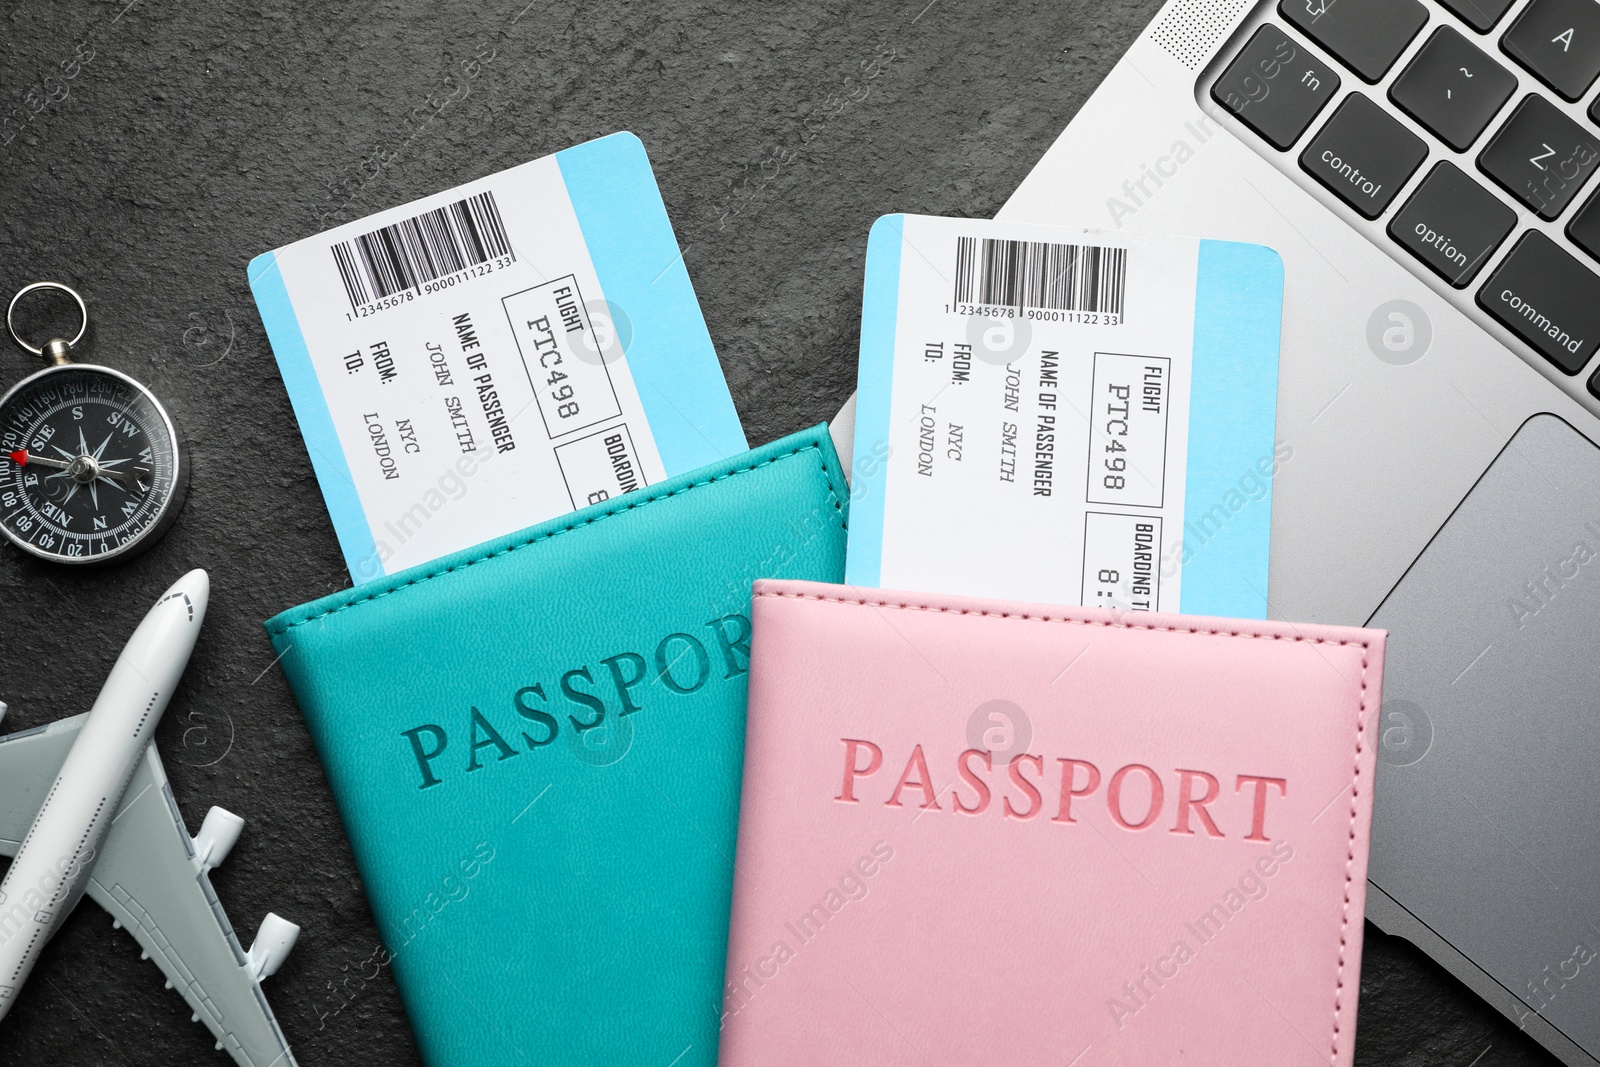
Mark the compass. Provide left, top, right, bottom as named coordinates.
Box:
left=0, top=283, right=187, bottom=565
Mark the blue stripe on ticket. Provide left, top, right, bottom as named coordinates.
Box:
left=846, top=214, right=905, bottom=588
left=557, top=133, right=748, bottom=471
left=1178, top=240, right=1284, bottom=619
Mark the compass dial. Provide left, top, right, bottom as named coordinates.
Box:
left=0, top=365, right=185, bottom=564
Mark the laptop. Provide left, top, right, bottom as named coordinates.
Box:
left=828, top=0, right=1600, bottom=1061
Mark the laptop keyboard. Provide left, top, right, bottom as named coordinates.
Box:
left=1282, top=0, right=1428, bottom=82
left=1210, top=0, right=1600, bottom=395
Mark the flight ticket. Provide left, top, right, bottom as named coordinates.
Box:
left=847, top=214, right=1284, bottom=618
left=250, top=132, right=745, bottom=583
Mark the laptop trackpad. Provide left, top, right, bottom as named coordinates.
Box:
left=1369, top=412, right=1600, bottom=1055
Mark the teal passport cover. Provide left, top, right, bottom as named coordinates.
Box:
left=264, top=425, right=849, bottom=1066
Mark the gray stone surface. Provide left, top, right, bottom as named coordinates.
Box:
left=0, top=0, right=1559, bottom=1063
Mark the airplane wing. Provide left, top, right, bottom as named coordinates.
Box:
left=0, top=715, right=299, bottom=1067
left=0, top=713, right=87, bottom=855
left=86, top=741, right=300, bottom=1067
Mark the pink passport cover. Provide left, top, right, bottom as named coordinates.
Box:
left=720, top=580, right=1385, bottom=1066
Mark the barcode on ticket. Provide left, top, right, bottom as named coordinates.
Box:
left=332, top=191, right=514, bottom=310
left=952, top=236, right=1127, bottom=317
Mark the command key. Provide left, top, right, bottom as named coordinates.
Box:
left=1478, top=231, right=1600, bottom=373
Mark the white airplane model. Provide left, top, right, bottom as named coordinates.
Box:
left=0, top=569, right=299, bottom=1066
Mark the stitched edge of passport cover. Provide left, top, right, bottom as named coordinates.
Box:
left=746, top=581, right=1378, bottom=1063
left=261, top=424, right=847, bottom=1062
left=266, top=424, right=846, bottom=634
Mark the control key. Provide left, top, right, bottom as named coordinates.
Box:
left=1301, top=93, right=1429, bottom=218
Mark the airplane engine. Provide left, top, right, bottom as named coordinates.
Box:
left=247, top=913, right=300, bottom=981
left=192, top=807, right=245, bottom=872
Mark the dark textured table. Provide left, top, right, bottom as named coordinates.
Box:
left=0, top=1, right=1561, bottom=1063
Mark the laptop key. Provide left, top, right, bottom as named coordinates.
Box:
left=1438, top=0, right=1517, bottom=32
left=1212, top=25, right=1341, bottom=149
left=1390, top=27, right=1516, bottom=150
left=1477, top=231, right=1600, bottom=372
left=1389, top=162, right=1517, bottom=284
left=1502, top=0, right=1600, bottom=101
left=1566, top=185, right=1600, bottom=260
left=1279, top=0, right=1429, bottom=82
left=1300, top=93, right=1429, bottom=217
left=1478, top=95, right=1600, bottom=218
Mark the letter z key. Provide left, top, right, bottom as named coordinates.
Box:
left=1478, top=95, right=1600, bottom=219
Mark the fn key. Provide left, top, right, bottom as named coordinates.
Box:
left=1213, top=26, right=1339, bottom=150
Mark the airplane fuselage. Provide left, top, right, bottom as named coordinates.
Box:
left=0, top=570, right=207, bottom=1017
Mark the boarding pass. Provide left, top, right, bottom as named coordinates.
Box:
left=847, top=214, right=1284, bottom=618
left=250, top=132, right=746, bottom=583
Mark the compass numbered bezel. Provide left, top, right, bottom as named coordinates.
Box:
left=0, top=363, right=188, bottom=565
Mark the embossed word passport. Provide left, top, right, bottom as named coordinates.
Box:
left=251, top=131, right=746, bottom=582
left=721, top=580, right=1384, bottom=1066
left=265, top=426, right=848, bottom=1067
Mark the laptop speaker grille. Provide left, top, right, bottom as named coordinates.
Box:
left=1150, top=0, right=1251, bottom=69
